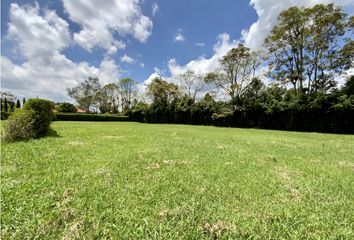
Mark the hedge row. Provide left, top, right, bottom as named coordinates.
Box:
left=129, top=107, right=354, bottom=134
left=54, top=113, right=129, bottom=121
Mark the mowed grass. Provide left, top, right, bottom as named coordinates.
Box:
left=1, top=122, right=354, bottom=239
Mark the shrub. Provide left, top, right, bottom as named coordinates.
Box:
left=22, top=98, right=54, bottom=137
left=58, top=102, right=77, bottom=113
left=54, top=113, right=129, bottom=121
left=3, top=98, right=54, bottom=142
left=2, top=110, right=36, bottom=141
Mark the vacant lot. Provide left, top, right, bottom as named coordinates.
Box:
left=1, top=122, right=354, bottom=239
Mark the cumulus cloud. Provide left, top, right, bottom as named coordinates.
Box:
left=1, top=3, right=121, bottom=101
left=62, top=0, right=153, bottom=52
left=120, top=54, right=136, bottom=64
left=8, top=3, right=71, bottom=62
left=168, top=33, right=239, bottom=76
left=243, top=0, right=354, bottom=50
left=152, top=2, right=159, bottom=16
left=174, top=33, right=185, bottom=42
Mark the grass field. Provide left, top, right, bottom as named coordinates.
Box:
left=1, top=121, right=354, bottom=239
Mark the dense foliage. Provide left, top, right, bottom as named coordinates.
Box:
left=58, top=102, right=77, bottom=113
left=3, top=98, right=54, bottom=141
left=55, top=113, right=129, bottom=121
left=127, top=76, right=354, bottom=133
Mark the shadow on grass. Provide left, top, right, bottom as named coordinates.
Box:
left=46, top=127, right=61, bottom=139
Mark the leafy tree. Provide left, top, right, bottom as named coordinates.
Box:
left=118, top=78, right=136, bottom=111
left=342, top=75, right=354, bottom=96
left=58, top=102, right=77, bottom=113
left=16, top=99, right=21, bottom=108
left=177, top=70, right=205, bottom=102
left=243, top=77, right=265, bottom=102
left=102, top=83, right=120, bottom=113
left=206, top=44, right=259, bottom=105
left=67, top=77, right=101, bottom=113
left=147, top=77, right=180, bottom=106
left=265, top=4, right=349, bottom=94
left=23, top=97, right=26, bottom=105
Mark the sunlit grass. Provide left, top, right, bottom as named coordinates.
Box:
left=2, top=121, right=354, bottom=239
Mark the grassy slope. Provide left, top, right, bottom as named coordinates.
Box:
left=1, top=122, right=354, bottom=239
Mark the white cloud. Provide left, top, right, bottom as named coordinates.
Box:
left=195, top=42, right=206, bottom=47
left=140, top=63, right=145, bottom=68
left=121, top=54, right=135, bottom=64
left=152, top=2, right=159, bottom=16
left=8, top=3, right=71, bottom=62
left=1, top=3, right=121, bottom=101
left=168, top=33, right=239, bottom=76
left=98, top=57, right=121, bottom=85
left=1, top=54, right=121, bottom=101
left=156, top=33, right=240, bottom=101
left=174, top=32, right=185, bottom=42
left=243, top=0, right=354, bottom=50
left=62, top=0, right=153, bottom=52
left=144, top=72, right=161, bottom=86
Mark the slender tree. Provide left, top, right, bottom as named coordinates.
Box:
left=178, top=70, right=205, bottom=102
left=4, top=98, right=8, bottom=112
left=16, top=99, right=21, bottom=108
left=118, top=78, right=136, bottom=111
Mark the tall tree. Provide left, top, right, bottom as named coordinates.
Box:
left=23, top=97, right=26, bottom=106
left=101, top=83, right=120, bottom=113
left=4, top=98, right=8, bottom=112
left=67, top=77, right=101, bottom=113
left=16, top=99, right=21, bottom=108
left=206, top=44, right=259, bottom=105
left=147, top=77, right=179, bottom=106
left=265, top=4, right=349, bottom=94
left=118, top=78, right=136, bottom=111
left=177, top=70, right=205, bottom=102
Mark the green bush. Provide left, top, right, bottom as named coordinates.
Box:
left=3, top=99, right=54, bottom=142
left=2, top=110, right=37, bottom=141
left=55, top=113, right=129, bottom=121
left=58, top=102, right=77, bottom=113
left=23, top=98, right=54, bottom=137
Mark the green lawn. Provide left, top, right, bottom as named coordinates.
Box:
left=1, top=121, right=354, bottom=239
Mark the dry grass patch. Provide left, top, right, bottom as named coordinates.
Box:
left=68, top=141, right=84, bottom=146
left=146, top=163, right=161, bottom=169
left=338, top=161, right=354, bottom=171
left=201, top=220, right=231, bottom=239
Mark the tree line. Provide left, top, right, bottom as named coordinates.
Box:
left=63, top=4, right=353, bottom=133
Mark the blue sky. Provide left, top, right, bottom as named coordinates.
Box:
left=1, top=0, right=353, bottom=101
